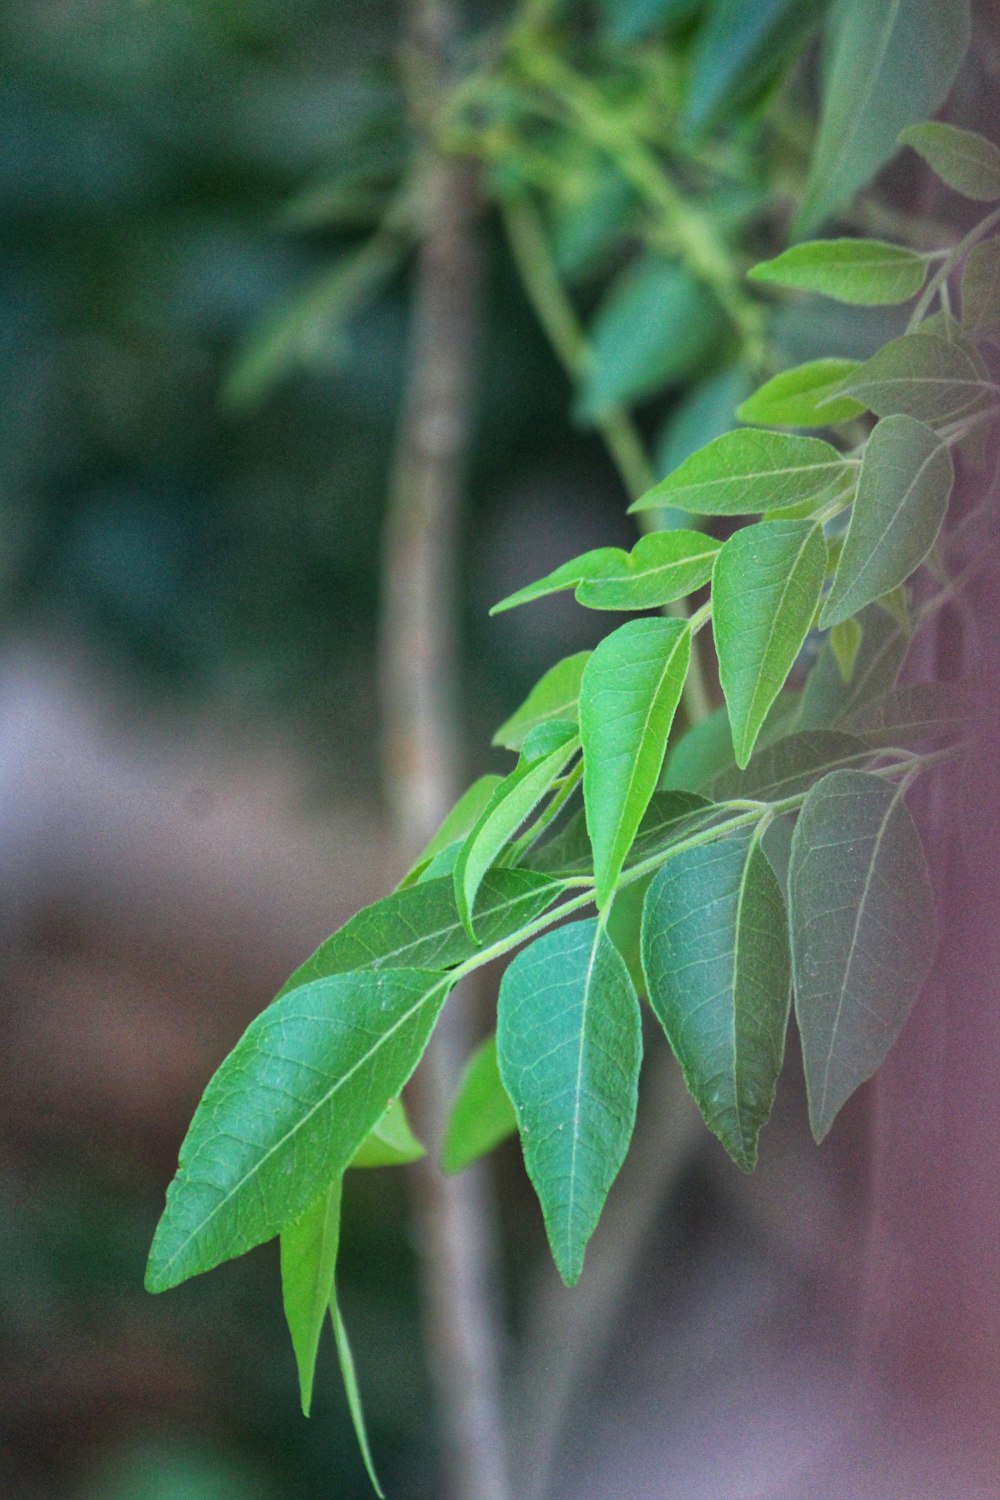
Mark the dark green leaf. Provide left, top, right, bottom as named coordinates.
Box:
left=632, top=429, right=848, bottom=516
left=737, top=359, right=866, bottom=427
left=841, top=681, right=976, bottom=746
left=749, top=239, right=929, bottom=305
left=794, top=0, right=971, bottom=235
left=899, top=121, right=1000, bottom=201
left=491, top=531, right=719, bottom=615
left=789, top=770, right=937, bottom=1141
left=599, top=0, right=703, bottom=42
left=146, top=968, right=451, bottom=1291
left=581, top=618, right=691, bottom=906
left=684, top=0, right=823, bottom=132
left=707, top=729, right=870, bottom=802
left=961, top=238, right=1000, bottom=332
left=799, top=604, right=908, bottom=729
left=526, top=789, right=710, bottom=877
left=281, top=1181, right=342, bottom=1417
left=714, top=520, right=828, bottom=766
left=641, top=830, right=791, bottom=1170
left=442, top=1034, right=517, bottom=1174
left=839, top=332, right=998, bottom=423
left=821, top=415, right=953, bottom=626
left=493, top=652, right=591, bottom=751
left=498, top=919, right=642, bottom=1284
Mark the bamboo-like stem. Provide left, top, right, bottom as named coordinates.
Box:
left=380, top=4, right=510, bottom=1497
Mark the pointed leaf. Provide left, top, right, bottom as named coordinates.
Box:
left=839, top=333, right=998, bottom=423
left=641, top=830, right=791, bottom=1170
left=830, top=617, right=863, bottom=681
left=899, top=121, right=1000, bottom=202
left=349, top=1098, right=424, bottom=1168
left=281, top=1180, right=342, bottom=1416
left=789, top=770, right=937, bottom=1141
left=737, top=359, right=866, bottom=427
left=491, top=531, right=719, bottom=615
left=661, top=704, right=738, bottom=791
left=708, top=729, right=870, bottom=802
left=581, top=618, right=691, bottom=907
left=493, top=652, right=590, bottom=751
left=749, top=239, right=929, bottom=306
left=961, top=238, right=1000, bottom=332
left=632, top=429, right=848, bottom=516
left=399, top=776, right=503, bottom=887
left=841, top=681, right=976, bottom=746
left=794, top=0, right=971, bottom=235
left=498, top=919, right=642, bottom=1285
left=799, top=604, right=909, bottom=729
left=821, top=416, right=953, bottom=627
left=146, top=969, right=451, bottom=1291
left=442, top=1034, right=517, bottom=1174
left=330, top=1296, right=384, bottom=1497
left=714, top=520, right=828, bottom=766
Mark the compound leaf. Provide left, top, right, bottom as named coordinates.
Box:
left=632, top=429, right=848, bottom=516
left=749, top=239, right=928, bottom=305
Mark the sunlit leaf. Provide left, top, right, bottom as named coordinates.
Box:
left=281, top=1181, right=342, bottom=1417
left=349, top=1098, right=424, bottom=1168
left=491, top=531, right=719, bottom=615
left=749, top=239, right=929, bottom=305
left=493, top=652, right=591, bottom=751
left=737, top=359, right=865, bottom=427
left=399, top=776, right=504, bottom=888
left=632, top=429, right=848, bottom=516
left=899, top=121, right=1000, bottom=202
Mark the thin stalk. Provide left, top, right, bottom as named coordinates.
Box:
left=907, top=203, right=1000, bottom=331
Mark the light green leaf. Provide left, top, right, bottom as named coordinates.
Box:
left=442, top=1034, right=517, bottom=1174
left=714, top=520, right=828, bottom=766
left=841, top=681, right=976, bottom=746
left=146, top=968, right=451, bottom=1291
left=581, top=618, right=691, bottom=907
left=789, top=770, right=937, bottom=1141
left=498, top=919, right=642, bottom=1285
left=331, top=1296, right=384, bottom=1497
left=281, top=1180, right=342, bottom=1417
left=578, top=256, right=725, bottom=419
left=821, top=415, right=953, bottom=627
left=683, top=0, right=824, bottom=133
left=749, top=239, right=929, bottom=306
left=839, top=332, right=998, bottom=423
left=279, top=869, right=560, bottom=994
left=656, top=366, right=755, bottom=480
left=707, top=729, right=870, bottom=802
left=491, top=531, right=719, bottom=615
left=899, top=121, right=1000, bottom=202
left=455, top=739, right=579, bottom=936
left=632, top=429, right=848, bottom=516
left=830, top=617, right=863, bottom=681
left=794, top=0, right=971, bottom=235
left=349, top=1098, right=424, bottom=1168
left=493, top=652, right=591, bottom=751
left=641, top=829, right=791, bottom=1170
left=961, top=238, right=1000, bottom=332
left=519, top=719, right=579, bottom=762
left=799, top=604, right=908, bottom=729
left=399, top=776, right=504, bottom=888
left=737, top=359, right=865, bottom=427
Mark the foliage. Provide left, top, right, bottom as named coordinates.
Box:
left=144, top=0, right=993, bottom=1488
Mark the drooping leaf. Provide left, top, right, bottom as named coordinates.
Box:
left=841, top=681, right=976, bottom=746
left=491, top=531, right=719, bottom=615
left=281, top=1180, right=343, bottom=1417
left=683, top=0, right=823, bottom=133
left=799, top=603, right=909, bottom=729
left=708, top=728, right=870, bottom=802
left=790, top=770, right=937, bottom=1141
left=146, top=969, right=451, bottom=1292
left=349, top=1098, right=425, bottom=1168
left=442, top=1034, right=517, bottom=1174
left=749, top=239, right=929, bottom=306
left=632, top=429, right=848, bottom=516
left=839, top=333, right=998, bottom=424
left=821, top=416, right=953, bottom=627
left=279, top=868, right=561, bottom=995
left=899, top=121, right=1000, bottom=202
left=455, top=737, right=579, bottom=936
left=580, top=617, right=691, bottom=907
left=399, top=776, right=504, bottom=887
left=641, top=830, right=791, bottom=1170
left=961, top=238, right=1000, bottom=332
left=331, top=1296, right=384, bottom=1497
left=794, top=0, right=972, bottom=236
left=578, top=256, right=725, bottom=418
left=497, top=919, right=642, bottom=1285
left=737, top=359, right=866, bottom=428
left=713, top=520, right=828, bottom=766
left=493, top=652, right=591, bottom=751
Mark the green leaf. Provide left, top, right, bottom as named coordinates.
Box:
left=820, top=416, right=953, bottom=627
left=497, top=919, right=642, bottom=1285
left=578, top=256, right=725, bottom=419
left=707, top=729, right=870, bottom=802
left=713, top=520, right=828, bottom=767
left=841, top=681, right=976, bottom=746
left=491, top=531, right=719, bottom=615
left=749, top=240, right=929, bottom=306
left=683, top=0, right=824, bottom=133
left=455, top=738, right=578, bottom=937
left=519, top=719, right=579, bottom=762
left=442, top=1034, right=517, bottom=1174
left=737, top=359, right=866, bottom=428
left=279, top=869, right=560, bottom=994
left=839, top=332, right=998, bottom=424
left=349, top=1098, right=425, bottom=1168
left=656, top=366, right=755, bottom=481
left=899, top=121, right=1000, bottom=202
left=146, top=968, right=451, bottom=1291
left=961, top=238, right=1000, bottom=332
left=794, top=0, right=971, bottom=236
left=660, top=703, right=737, bottom=791
left=493, top=652, right=591, bottom=751
left=829, top=617, right=863, bottom=681
left=789, top=770, right=937, bottom=1141
left=281, top=1180, right=342, bottom=1417
left=581, top=618, right=691, bottom=907
left=527, top=789, right=711, bottom=878
left=632, top=429, right=848, bottom=516
left=599, top=0, right=703, bottom=42
left=799, top=604, right=908, bottom=729
left=399, top=776, right=504, bottom=887
left=641, top=829, right=791, bottom=1170
left=331, top=1295, right=384, bottom=1497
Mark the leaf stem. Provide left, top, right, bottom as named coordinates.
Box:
left=907, top=203, right=1000, bottom=331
